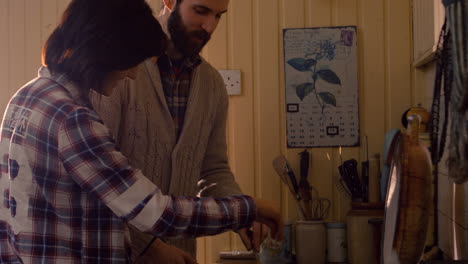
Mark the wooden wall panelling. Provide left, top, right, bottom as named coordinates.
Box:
left=438, top=203, right=468, bottom=259
left=438, top=174, right=467, bottom=232
left=438, top=174, right=453, bottom=225
left=356, top=0, right=387, bottom=227
left=438, top=210, right=455, bottom=259
left=25, top=0, right=41, bottom=82
left=412, top=0, right=435, bottom=63
left=8, top=0, right=26, bottom=98
left=305, top=0, right=331, bottom=28
left=385, top=3, right=415, bottom=240
left=281, top=0, right=306, bottom=222
left=225, top=0, right=255, bottom=197
left=384, top=0, right=412, bottom=132
left=358, top=0, right=386, bottom=162
left=414, top=64, right=437, bottom=110
left=225, top=0, right=255, bottom=254
left=57, top=0, right=71, bottom=17
left=306, top=0, right=339, bottom=221
left=197, top=9, right=231, bottom=264
left=332, top=0, right=357, bottom=26
left=252, top=0, right=281, bottom=206
left=40, top=0, right=57, bottom=51
left=330, top=0, right=359, bottom=222
left=437, top=119, right=467, bottom=259
left=454, top=183, right=467, bottom=229
left=0, top=0, right=10, bottom=114
left=464, top=183, right=468, bottom=230
left=385, top=0, right=412, bottom=130
left=196, top=232, right=206, bottom=263
left=464, top=183, right=468, bottom=259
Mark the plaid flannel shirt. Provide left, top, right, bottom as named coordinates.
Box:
left=0, top=67, right=256, bottom=264
left=158, top=54, right=201, bottom=138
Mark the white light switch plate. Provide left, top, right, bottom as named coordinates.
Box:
left=218, top=69, right=241, bottom=95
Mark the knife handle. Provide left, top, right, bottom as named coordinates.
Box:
left=285, top=164, right=300, bottom=195
left=361, top=161, right=369, bottom=202
left=299, top=149, right=309, bottom=179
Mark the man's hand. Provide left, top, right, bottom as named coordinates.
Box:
left=134, top=239, right=197, bottom=264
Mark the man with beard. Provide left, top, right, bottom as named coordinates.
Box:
left=90, top=0, right=272, bottom=263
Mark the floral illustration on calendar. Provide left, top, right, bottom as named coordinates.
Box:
left=283, top=26, right=360, bottom=147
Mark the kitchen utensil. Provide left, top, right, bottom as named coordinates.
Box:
left=341, top=159, right=363, bottom=201
left=311, top=196, right=331, bottom=220
left=272, top=155, right=308, bottom=219
left=362, top=135, right=369, bottom=202
left=299, top=150, right=312, bottom=220
left=335, top=146, right=352, bottom=197
left=380, top=129, right=401, bottom=201
left=335, top=167, right=352, bottom=197
left=382, top=115, right=432, bottom=264
left=273, top=155, right=300, bottom=198
left=309, top=186, right=331, bottom=220
left=339, top=161, right=361, bottom=200
left=369, top=153, right=382, bottom=202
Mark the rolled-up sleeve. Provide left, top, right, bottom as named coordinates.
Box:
left=58, top=108, right=256, bottom=237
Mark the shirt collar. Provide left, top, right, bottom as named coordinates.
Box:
left=38, top=67, right=91, bottom=107
left=185, top=55, right=202, bottom=69
left=158, top=54, right=202, bottom=71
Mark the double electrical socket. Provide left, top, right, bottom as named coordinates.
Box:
left=218, top=69, right=241, bottom=95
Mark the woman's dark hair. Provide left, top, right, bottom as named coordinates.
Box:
left=42, top=0, right=167, bottom=94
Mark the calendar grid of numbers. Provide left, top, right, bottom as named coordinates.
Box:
left=283, top=26, right=360, bottom=147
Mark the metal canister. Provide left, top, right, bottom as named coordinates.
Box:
left=346, top=202, right=384, bottom=264
left=326, top=222, right=347, bottom=263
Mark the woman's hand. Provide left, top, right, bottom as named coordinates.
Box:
left=253, top=199, right=284, bottom=242
left=237, top=223, right=269, bottom=252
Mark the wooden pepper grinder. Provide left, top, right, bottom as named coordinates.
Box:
left=406, top=104, right=430, bottom=133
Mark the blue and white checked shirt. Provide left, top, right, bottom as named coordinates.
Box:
left=0, top=67, right=256, bottom=263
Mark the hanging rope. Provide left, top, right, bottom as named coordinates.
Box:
left=429, top=20, right=452, bottom=167
left=443, top=0, right=468, bottom=183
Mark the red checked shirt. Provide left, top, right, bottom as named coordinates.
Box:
left=157, top=54, right=201, bottom=138
left=0, top=67, right=256, bottom=264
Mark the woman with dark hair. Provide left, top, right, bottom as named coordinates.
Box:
left=0, top=0, right=283, bottom=263
left=42, top=0, right=168, bottom=95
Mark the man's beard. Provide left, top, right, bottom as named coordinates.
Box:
left=167, top=4, right=211, bottom=57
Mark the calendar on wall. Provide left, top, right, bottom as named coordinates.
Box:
left=283, top=26, right=360, bottom=147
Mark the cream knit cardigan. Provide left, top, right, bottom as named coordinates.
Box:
left=90, top=58, right=243, bottom=258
